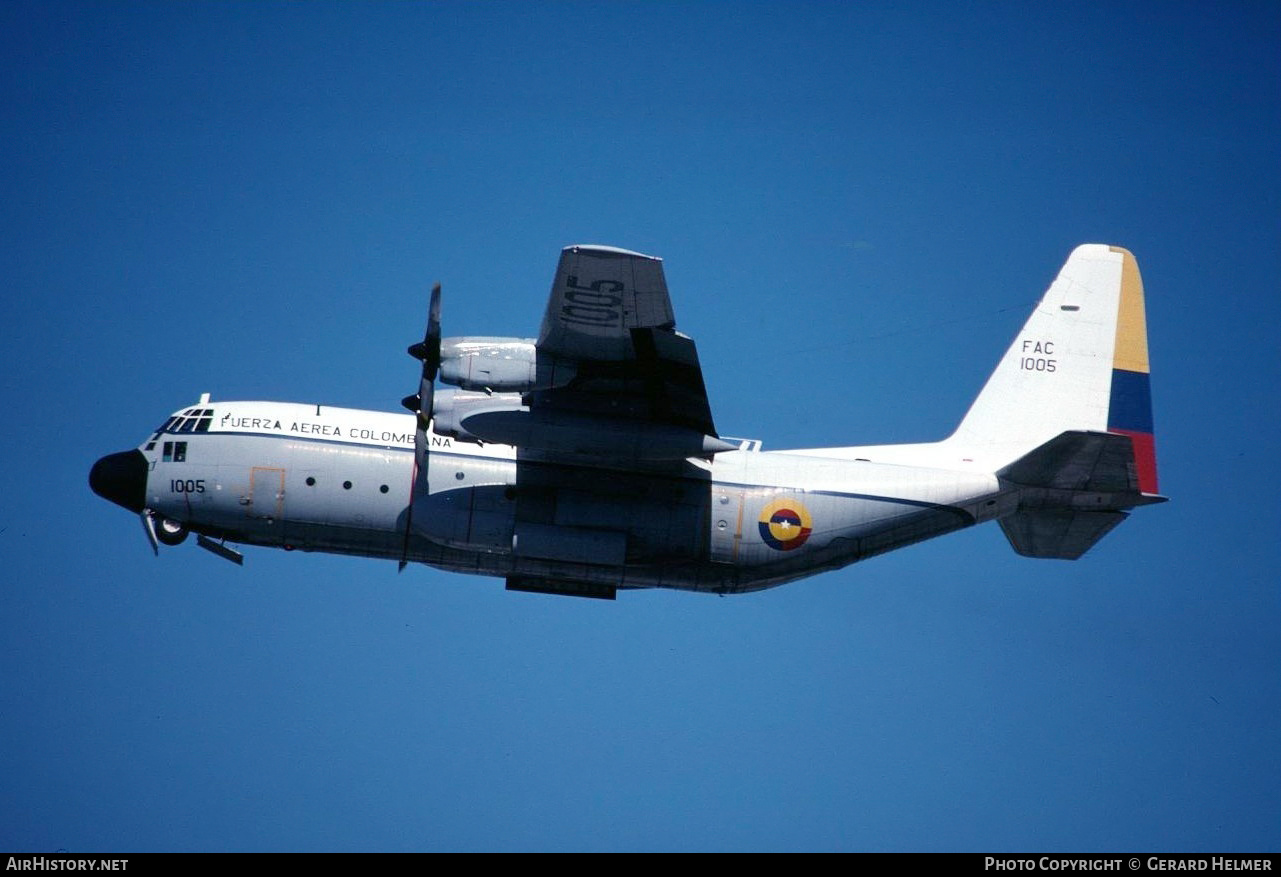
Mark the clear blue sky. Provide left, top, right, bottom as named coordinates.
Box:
left=2, top=1, right=1278, bottom=852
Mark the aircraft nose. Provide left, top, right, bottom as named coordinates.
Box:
left=90, top=450, right=148, bottom=513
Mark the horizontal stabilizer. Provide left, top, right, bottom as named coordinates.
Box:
left=999, top=509, right=1127, bottom=560
left=999, top=430, right=1139, bottom=493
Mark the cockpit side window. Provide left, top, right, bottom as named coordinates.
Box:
left=162, top=441, right=188, bottom=463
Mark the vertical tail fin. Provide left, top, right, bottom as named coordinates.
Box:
left=948, top=245, right=1159, bottom=493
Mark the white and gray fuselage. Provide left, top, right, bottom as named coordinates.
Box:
left=110, top=399, right=1002, bottom=594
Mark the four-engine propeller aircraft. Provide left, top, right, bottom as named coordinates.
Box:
left=91, top=244, right=1165, bottom=599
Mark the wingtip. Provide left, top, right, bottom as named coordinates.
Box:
left=563, top=244, right=660, bottom=261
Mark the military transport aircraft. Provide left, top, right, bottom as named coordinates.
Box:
left=90, top=244, right=1165, bottom=599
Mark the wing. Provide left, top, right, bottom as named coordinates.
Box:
left=539, top=245, right=674, bottom=355
left=532, top=245, right=719, bottom=443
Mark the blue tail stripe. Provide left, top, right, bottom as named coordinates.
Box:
left=1108, top=369, right=1154, bottom=434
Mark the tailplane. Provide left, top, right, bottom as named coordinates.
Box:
left=998, top=509, right=1127, bottom=560
left=994, top=429, right=1166, bottom=558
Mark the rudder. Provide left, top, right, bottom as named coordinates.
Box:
left=1105, top=248, right=1159, bottom=493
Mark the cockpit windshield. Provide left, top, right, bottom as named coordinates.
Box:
left=144, top=408, right=214, bottom=452
left=165, top=409, right=214, bottom=434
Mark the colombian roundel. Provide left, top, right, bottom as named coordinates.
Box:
left=758, top=498, right=813, bottom=551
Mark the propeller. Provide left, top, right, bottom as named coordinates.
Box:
left=398, top=283, right=442, bottom=571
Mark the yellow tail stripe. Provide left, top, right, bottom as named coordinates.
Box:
left=1110, top=246, right=1150, bottom=375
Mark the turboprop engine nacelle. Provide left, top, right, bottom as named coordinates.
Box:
left=431, top=388, right=526, bottom=445
left=431, top=389, right=737, bottom=460
left=439, top=337, right=540, bottom=392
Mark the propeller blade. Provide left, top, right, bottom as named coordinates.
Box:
left=425, top=282, right=441, bottom=378
left=400, top=283, right=441, bottom=572
left=408, top=283, right=442, bottom=371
